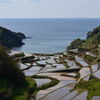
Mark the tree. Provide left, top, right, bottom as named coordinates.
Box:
left=0, top=46, right=25, bottom=86
left=67, top=38, right=85, bottom=51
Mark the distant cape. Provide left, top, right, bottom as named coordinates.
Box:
left=0, top=26, right=26, bottom=48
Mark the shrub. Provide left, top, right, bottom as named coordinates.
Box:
left=74, top=79, right=100, bottom=100
left=11, top=52, right=25, bottom=58
left=67, top=38, right=85, bottom=51
left=0, top=46, right=25, bottom=86
left=87, top=26, right=100, bottom=38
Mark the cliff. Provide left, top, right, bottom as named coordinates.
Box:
left=0, top=26, right=26, bottom=48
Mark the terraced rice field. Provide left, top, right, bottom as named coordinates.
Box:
left=10, top=49, right=100, bottom=100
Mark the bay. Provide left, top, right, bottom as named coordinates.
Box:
left=0, top=18, right=100, bottom=53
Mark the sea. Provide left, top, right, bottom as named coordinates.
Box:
left=0, top=18, right=100, bottom=54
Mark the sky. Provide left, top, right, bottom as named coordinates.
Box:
left=0, top=0, right=100, bottom=18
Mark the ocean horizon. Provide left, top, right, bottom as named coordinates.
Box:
left=0, top=18, right=100, bottom=54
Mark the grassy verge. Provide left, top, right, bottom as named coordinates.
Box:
left=74, top=78, right=100, bottom=100
left=75, top=60, right=83, bottom=67
left=21, top=56, right=36, bottom=63
left=83, top=54, right=96, bottom=64
left=12, top=76, right=36, bottom=100
left=62, top=53, right=75, bottom=60
left=63, top=61, right=71, bottom=68
left=0, top=76, right=36, bottom=100
left=11, top=52, right=25, bottom=58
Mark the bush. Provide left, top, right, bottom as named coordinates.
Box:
left=0, top=46, right=25, bottom=86
left=11, top=52, right=25, bottom=58
left=67, top=38, right=85, bottom=51
left=87, top=26, right=100, bottom=38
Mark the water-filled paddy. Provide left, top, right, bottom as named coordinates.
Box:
left=34, top=79, right=51, bottom=86
left=72, top=91, right=88, bottom=100
left=93, top=70, right=100, bottom=79
left=23, top=66, right=41, bottom=76
left=39, top=86, right=73, bottom=100
left=91, top=64, right=98, bottom=73
left=20, top=63, right=28, bottom=69
left=60, top=90, right=78, bottom=100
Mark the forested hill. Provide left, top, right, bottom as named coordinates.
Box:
left=0, top=26, right=26, bottom=48
left=67, top=26, right=100, bottom=52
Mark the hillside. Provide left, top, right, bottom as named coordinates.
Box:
left=0, top=46, right=36, bottom=100
left=0, top=26, right=26, bottom=48
left=67, top=26, right=100, bottom=52
left=1, top=26, right=100, bottom=100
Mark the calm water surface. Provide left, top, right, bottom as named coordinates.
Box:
left=0, top=18, right=100, bottom=53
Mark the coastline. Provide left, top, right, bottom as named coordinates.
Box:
left=10, top=50, right=63, bottom=56
left=9, top=50, right=32, bottom=57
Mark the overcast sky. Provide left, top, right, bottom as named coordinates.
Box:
left=0, top=0, right=100, bottom=18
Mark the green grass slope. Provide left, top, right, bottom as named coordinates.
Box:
left=67, top=26, right=100, bottom=51
left=0, top=46, right=36, bottom=100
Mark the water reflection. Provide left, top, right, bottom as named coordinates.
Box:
left=72, top=91, right=88, bottom=100
left=34, top=79, right=51, bottom=86
left=24, top=66, right=41, bottom=76
left=60, top=90, right=78, bottom=100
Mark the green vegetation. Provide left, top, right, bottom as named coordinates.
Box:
left=66, top=26, right=100, bottom=100
left=11, top=52, right=25, bottom=58
left=21, top=55, right=36, bottom=63
left=63, top=61, right=70, bottom=68
left=87, top=26, right=100, bottom=38
left=63, top=53, right=75, bottom=60
left=67, top=38, right=85, bottom=51
left=31, top=75, right=59, bottom=87
left=75, top=60, right=83, bottom=67
left=67, top=26, right=100, bottom=52
left=59, top=56, right=65, bottom=63
left=74, top=78, right=100, bottom=100
left=81, top=26, right=100, bottom=49
left=0, top=46, right=25, bottom=86
left=35, top=52, right=63, bottom=56
left=12, top=76, right=36, bottom=100
left=91, top=48, right=98, bottom=55
left=0, top=76, right=36, bottom=100
left=83, top=54, right=96, bottom=64
left=37, top=77, right=59, bottom=90
left=0, top=26, right=26, bottom=48
left=0, top=46, right=36, bottom=100
left=1, top=25, right=100, bottom=100
left=31, top=75, right=60, bottom=99
left=82, top=35, right=98, bottom=49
